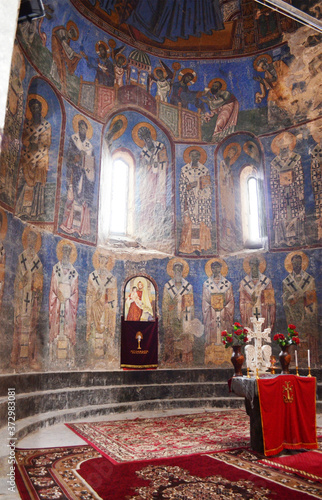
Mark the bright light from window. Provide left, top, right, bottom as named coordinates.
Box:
left=110, top=158, right=128, bottom=234
left=247, top=177, right=260, bottom=242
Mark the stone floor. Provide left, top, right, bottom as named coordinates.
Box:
left=1, top=409, right=322, bottom=499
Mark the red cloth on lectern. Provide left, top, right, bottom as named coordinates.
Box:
left=257, top=375, right=317, bottom=456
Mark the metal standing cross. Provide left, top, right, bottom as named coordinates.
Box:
left=245, top=316, right=272, bottom=374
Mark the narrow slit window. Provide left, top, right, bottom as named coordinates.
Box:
left=110, top=158, right=128, bottom=235
left=247, top=176, right=260, bottom=242
left=240, top=165, right=264, bottom=248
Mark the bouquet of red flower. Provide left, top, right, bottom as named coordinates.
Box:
left=221, top=322, right=249, bottom=348
left=273, top=324, right=300, bottom=347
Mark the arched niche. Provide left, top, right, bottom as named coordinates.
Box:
left=121, top=274, right=158, bottom=369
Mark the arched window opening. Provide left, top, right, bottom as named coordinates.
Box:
left=247, top=176, right=260, bottom=243
left=240, top=165, right=264, bottom=249
left=99, top=149, right=134, bottom=242
left=110, top=158, right=128, bottom=235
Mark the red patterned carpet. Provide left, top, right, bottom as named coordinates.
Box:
left=15, top=444, right=322, bottom=499
left=66, top=409, right=250, bottom=463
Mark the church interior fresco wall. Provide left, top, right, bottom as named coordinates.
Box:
left=0, top=0, right=321, bottom=372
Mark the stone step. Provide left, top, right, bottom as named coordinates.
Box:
left=0, top=368, right=237, bottom=396
left=0, top=397, right=245, bottom=443
left=0, top=381, right=235, bottom=426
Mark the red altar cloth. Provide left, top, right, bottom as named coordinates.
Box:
left=257, top=375, right=318, bottom=456
left=120, top=317, right=158, bottom=369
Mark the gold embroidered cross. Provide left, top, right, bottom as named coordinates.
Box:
left=283, top=381, right=294, bottom=403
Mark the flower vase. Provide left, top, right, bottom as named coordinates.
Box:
left=279, top=345, right=291, bottom=374
left=231, top=345, right=244, bottom=377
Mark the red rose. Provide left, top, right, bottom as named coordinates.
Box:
left=243, top=328, right=248, bottom=334
left=227, top=336, right=233, bottom=343
left=293, top=337, right=300, bottom=344
left=235, top=329, right=242, bottom=335
left=222, top=340, right=226, bottom=345
left=273, top=334, right=279, bottom=341
left=288, top=324, right=296, bottom=330
left=244, top=337, right=248, bottom=342
left=221, top=331, right=227, bottom=337
left=279, top=334, right=285, bottom=340
left=293, top=331, right=299, bottom=336
left=234, top=322, right=241, bottom=328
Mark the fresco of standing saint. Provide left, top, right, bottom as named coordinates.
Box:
left=11, top=227, right=43, bottom=370
left=86, top=250, right=117, bottom=367
left=202, top=258, right=234, bottom=366
left=132, top=122, right=169, bottom=242
left=16, top=94, right=52, bottom=220
left=309, top=118, right=322, bottom=240
left=239, top=255, right=275, bottom=331
left=282, top=251, right=319, bottom=367
left=60, top=114, right=95, bottom=238
left=162, top=258, right=196, bottom=366
left=219, top=142, right=241, bottom=251
left=49, top=240, right=78, bottom=367
left=270, top=131, right=305, bottom=248
left=179, top=146, right=212, bottom=255
left=0, top=209, right=7, bottom=311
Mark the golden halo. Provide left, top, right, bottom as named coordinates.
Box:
left=108, top=114, right=128, bottom=141
left=72, top=114, right=93, bottom=140
left=0, top=209, right=8, bottom=240
left=178, top=68, right=197, bottom=85
left=254, top=53, right=272, bottom=72
left=271, top=132, right=296, bottom=155
left=243, top=254, right=267, bottom=274
left=284, top=251, right=309, bottom=273
left=92, top=248, right=115, bottom=271
left=223, top=142, right=241, bottom=165
left=66, top=20, right=79, bottom=41
left=153, top=66, right=167, bottom=79
left=166, top=257, right=190, bottom=278
left=183, top=146, right=207, bottom=165
left=205, top=258, right=228, bottom=277
left=208, top=78, right=227, bottom=91
left=243, top=141, right=260, bottom=160
left=22, top=226, right=42, bottom=253
left=26, top=94, right=49, bottom=120
left=95, top=40, right=110, bottom=56
left=115, top=53, right=127, bottom=66
left=56, top=239, right=77, bottom=264
left=132, top=122, right=157, bottom=148
left=172, top=62, right=181, bottom=72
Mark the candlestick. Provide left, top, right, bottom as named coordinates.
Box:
left=247, top=367, right=250, bottom=378
left=256, top=367, right=259, bottom=379
left=295, top=350, right=298, bottom=367
left=308, top=350, right=310, bottom=368
left=308, top=366, right=312, bottom=377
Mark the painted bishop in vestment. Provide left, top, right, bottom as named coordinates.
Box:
left=49, top=240, right=79, bottom=367
left=11, top=228, right=43, bottom=370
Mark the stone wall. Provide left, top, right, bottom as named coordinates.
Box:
left=0, top=0, right=320, bottom=373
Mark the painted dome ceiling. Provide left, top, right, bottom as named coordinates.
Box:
left=70, top=0, right=300, bottom=58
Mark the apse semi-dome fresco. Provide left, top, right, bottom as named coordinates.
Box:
left=0, top=0, right=321, bottom=372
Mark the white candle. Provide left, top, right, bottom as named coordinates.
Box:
left=295, top=350, right=298, bottom=367
left=308, top=350, right=310, bottom=368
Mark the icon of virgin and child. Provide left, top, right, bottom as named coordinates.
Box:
left=124, top=277, right=155, bottom=321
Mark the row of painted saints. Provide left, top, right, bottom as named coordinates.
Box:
left=9, top=84, right=322, bottom=250
left=0, top=220, right=318, bottom=369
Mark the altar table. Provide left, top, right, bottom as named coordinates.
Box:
left=231, top=374, right=318, bottom=456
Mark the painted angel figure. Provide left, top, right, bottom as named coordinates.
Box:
left=149, top=60, right=173, bottom=102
